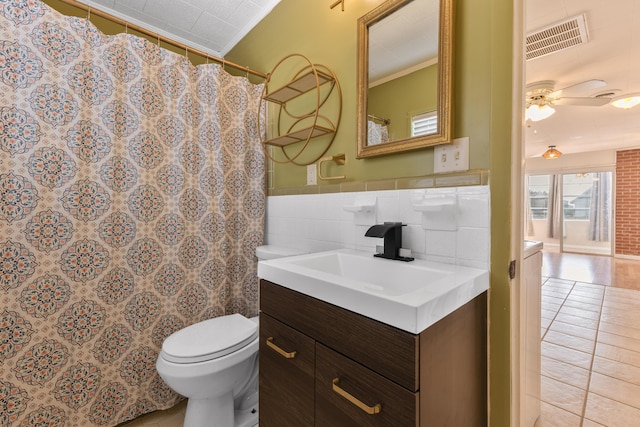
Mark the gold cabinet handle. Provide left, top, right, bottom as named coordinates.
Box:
left=266, top=337, right=297, bottom=359
left=332, top=378, right=382, bottom=415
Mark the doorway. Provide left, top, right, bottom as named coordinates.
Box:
left=525, top=171, right=613, bottom=256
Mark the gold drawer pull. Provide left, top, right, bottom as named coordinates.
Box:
left=266, top=337, right=297, bottom=359
left=332, top=378, right=382, bottom=415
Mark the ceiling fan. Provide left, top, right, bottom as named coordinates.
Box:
left=525, top=79, right=612, bottom=121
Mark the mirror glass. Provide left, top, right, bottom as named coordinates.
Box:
left=356, top=0, right=453, bottom=158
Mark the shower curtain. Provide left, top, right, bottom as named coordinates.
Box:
left=0, top=1, right=265, bottom=426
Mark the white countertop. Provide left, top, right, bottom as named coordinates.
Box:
left=258, top=249, right=489, bottom=334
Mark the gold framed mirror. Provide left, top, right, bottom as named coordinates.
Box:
left=356, top=0, right=453, bottom=158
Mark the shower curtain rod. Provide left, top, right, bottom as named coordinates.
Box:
left=56, top=0, right=268, bottom=79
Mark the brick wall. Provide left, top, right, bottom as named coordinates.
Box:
left=616, top=149, right=640, bottom=256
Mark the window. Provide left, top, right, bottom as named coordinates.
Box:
left=528, top=175, right=550, bottom=220
left=411, top=111, right=437, bottom=137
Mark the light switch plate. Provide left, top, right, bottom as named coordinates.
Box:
left=307, top=164, right=317, bottom=185
left=434, top=137, right=470, bottom=174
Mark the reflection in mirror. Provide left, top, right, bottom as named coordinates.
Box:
left=356, top=0, right=453, bottom=158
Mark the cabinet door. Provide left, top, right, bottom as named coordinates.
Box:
left=316, top=343, right=418, bottom=427
left=259, top=313, right=315, bottom=427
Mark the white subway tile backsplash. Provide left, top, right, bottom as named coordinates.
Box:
left=456, top=227, right=490, bottom=264
left=458, top=190, right=490, bottom=228
left=425, top=230, right=457, bottom=258
left=264, top=186, right=490, bottom=270
left=398, top=190, right=424, bottom=226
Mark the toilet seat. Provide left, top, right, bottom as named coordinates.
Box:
left=161, top=314, right=258, bottom=363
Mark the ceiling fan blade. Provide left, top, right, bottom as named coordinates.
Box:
left=553, top=96, right=611, bottom=106
left=549, top=79, right=607, bottom=98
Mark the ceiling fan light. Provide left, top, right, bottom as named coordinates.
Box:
left=610, top=93, right=640, bottom=109
left=526, top=103, right=556, bottom=121
left=542, top=145, right=562, bottom=159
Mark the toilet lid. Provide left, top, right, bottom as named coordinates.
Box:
left=161, top=314, right=258, bottom=363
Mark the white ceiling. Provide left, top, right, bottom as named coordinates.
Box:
left=525, top=0, right=640, bottom=158
left=78, top=0, right=280, bottom=57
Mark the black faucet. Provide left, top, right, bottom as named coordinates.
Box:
left=365, top=222, right=414, bottom=262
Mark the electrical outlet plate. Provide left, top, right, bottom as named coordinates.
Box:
left=307, top=164, right=317, bottom=185
left=434, top=137, right=470, bottom=174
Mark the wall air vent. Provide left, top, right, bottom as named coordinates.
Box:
left=526, top=13, right=589, bottom=61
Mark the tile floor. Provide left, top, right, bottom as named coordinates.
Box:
left=537, top=276, right=640, bottom=426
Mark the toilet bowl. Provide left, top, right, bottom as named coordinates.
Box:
left=156, top=314, right=259, bottom=427
left=156, top=245, right=305, bottom=427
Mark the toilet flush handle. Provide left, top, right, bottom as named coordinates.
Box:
left=266, top=337, right=297, bottom=359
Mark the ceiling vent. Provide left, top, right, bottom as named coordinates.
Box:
left=526, top=14, right=589, bottom=61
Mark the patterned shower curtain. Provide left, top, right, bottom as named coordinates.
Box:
left=0, top=1, right=265, bottom=426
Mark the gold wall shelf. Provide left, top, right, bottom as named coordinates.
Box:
left=264, top=124, right=335, bottom=147
left=259, top=53, right=342, bottom=166
left=263, top=70, right=334, bottom=105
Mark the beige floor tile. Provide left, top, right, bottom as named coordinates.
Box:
left=597, top=331, right=640, bottom=353
left=562, top=298, right=602, bottom=313
left=544, top=278, right=576, bottom=286
left=541, top=317, right=553, bottom=332
left=541, top=341, right=593, bottom=370
left=581, top=420, right=606, bottom=427
left=602, top=294, right=640, bottom=309
left=599, top=312, right=640, bottom=331
left=535, top=401, right=582, bottom=426
left=541, top=356, right=590, bottom=389
left=569, top=289, right=604, bottom=301
left=605, top=287, right=640, bottom=301
left=542, top=301, right=562, bottom=313
left=601, top=302, right=640, bottom=316
left=565, top=293, right=604, bottom=305
left=584, top=392, right=640, bottom=426
left=574, top=286, right=601, bottom=295
left=543, top=289, right=572, bottom=300
left=540, top=375, right=586, bottom=416
left=591, top=356, right=640, bottom=386
left=555, top=313, right=599, bottom=330
left=574, top=282, right=606, bottom=291
left=558, top=306, right=601, bottom=321
left=544, top=330, right=595, bottom=354
left=602, top=299, right=640, bottom=316
left=550, top=320, right=598, bottom=341
left=543, top=294, right=566, bottom=305
left=542, top=308, right=559, bottom=320
left=588, top=372, right=640, bottom=409
left=598, top=321, right=640, bottom=341
left=595, top=342, right=640, bottom=368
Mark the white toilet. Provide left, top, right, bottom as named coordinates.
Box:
left=156, top=245, right=304, bottom=427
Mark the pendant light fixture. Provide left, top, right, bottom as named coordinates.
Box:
left=542, top=145, right=562, bottom=159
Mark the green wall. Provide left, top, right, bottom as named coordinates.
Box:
left=368, top=65, right=438, bottom=141
left=229, top=1, right=515, bottom=426
left=228, top=0, right=500, bottom=188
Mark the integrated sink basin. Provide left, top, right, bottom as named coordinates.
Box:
left=258, top=249, right=489, bottom=333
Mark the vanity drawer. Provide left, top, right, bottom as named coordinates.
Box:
left=315, top=343, right=418, bottom=427
left=259, top=313, right=315, bottom=427
left=260, top=279, right=419, bottom=391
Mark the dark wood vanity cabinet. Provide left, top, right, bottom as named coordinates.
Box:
left=259, top=279, right=488, bottom=426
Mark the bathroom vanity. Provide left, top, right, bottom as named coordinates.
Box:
left=258, top=279, right=487, bottom=426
